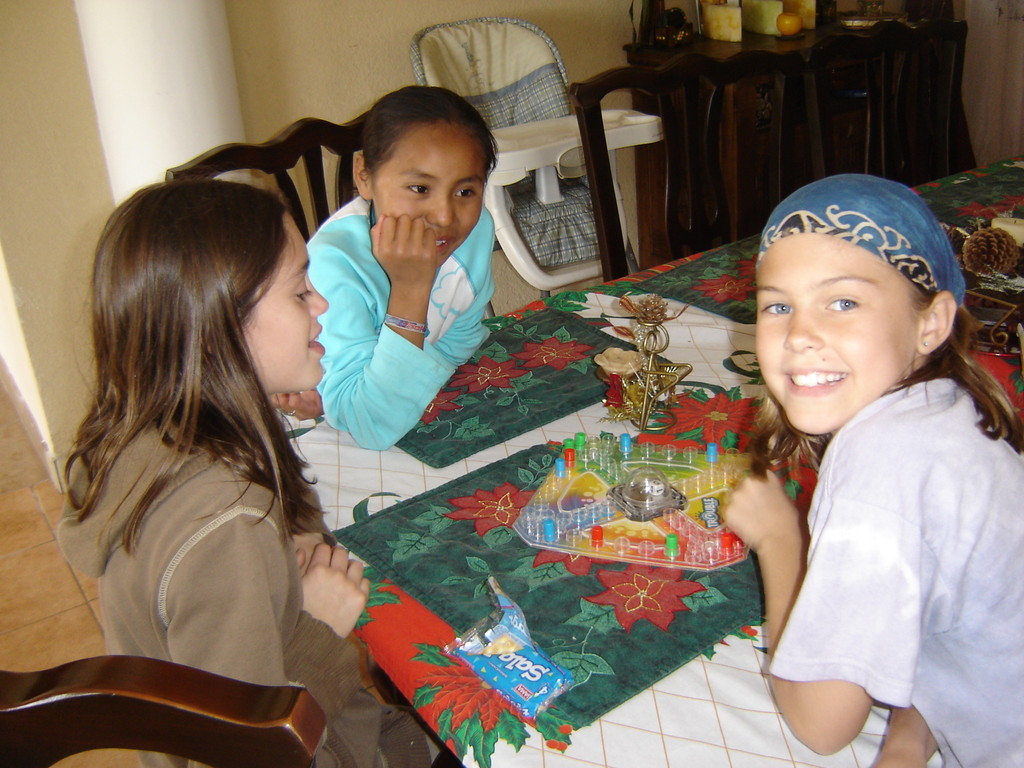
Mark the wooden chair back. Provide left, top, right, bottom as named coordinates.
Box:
left=0, top=655, right=325, bottom=768
left=804, top=19, right=970, bottom=185
left=570, top=50, right=805, bottom=277
left=804, top=28, right=888, bottom=180
left=880, top=18, right=970, bottom=184
left=166, top=115, right=366, bottom=240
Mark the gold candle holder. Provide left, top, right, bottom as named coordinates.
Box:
left=597, top=295, right=693, bottom=432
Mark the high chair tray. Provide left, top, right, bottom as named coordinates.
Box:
left=488, top=109, right=662, bottom=187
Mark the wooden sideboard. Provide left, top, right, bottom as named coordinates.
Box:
left=628, top=22, right=852, bottom=66
left=620, top=22, right=974, bottom=269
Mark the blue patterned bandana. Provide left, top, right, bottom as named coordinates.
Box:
left=759, top=174, right=964, bottom=303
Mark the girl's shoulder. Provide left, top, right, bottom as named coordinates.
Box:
left=307, top=198, right=377, bottom=274
left=828, top=378, right=1021, bottom=477
left=58, top=432, right=280, bottom=578
left=320, top=196, right=369, bottom=228
left=847, top=379, right=961, bottom=435
left=309, top=198, right=370, bottom=250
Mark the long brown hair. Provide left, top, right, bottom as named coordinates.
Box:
left=750, top=294, right=1024, bottom=477
left=65, top=179, right=321, bottom=548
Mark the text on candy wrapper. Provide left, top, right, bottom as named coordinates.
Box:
left=499, top=651, right=552, bottom=682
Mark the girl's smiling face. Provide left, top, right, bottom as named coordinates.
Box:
left=245, top=218, right=329, bottom=395
left=755, top=233, right=934, bottom=436
left=354, top=121, right=487, bottom=267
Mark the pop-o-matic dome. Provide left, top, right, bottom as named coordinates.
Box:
left=607, top=467, right=685, bottom=522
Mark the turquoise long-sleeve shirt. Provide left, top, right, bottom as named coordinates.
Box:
left=307, top=197, right=495, bottom=450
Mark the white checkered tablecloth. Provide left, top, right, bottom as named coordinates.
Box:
left=295, top=298, right=759, bottom=531
left=290, top=296, right=942, bottom=768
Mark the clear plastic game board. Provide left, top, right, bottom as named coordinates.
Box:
left=513, top=433, right=749, bottom=571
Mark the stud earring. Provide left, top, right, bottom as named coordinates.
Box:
left=923, top=340, right=930, bottom=347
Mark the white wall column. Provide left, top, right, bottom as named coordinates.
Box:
left=75, top=0, right=245, bottom=202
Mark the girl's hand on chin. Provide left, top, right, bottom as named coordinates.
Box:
left=723, top=474, right=802, bottom=553
left=371, top=213, right=439, bottom=290
left=299, top=543, right=370, bottom=638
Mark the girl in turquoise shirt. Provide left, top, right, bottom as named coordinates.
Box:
left=281, top=86, right=496, bottom=450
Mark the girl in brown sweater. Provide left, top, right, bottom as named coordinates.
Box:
left=58, top=179, right=430, bottom=768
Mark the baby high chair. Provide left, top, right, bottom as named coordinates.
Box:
left=410, top=17, right=662, bottom=291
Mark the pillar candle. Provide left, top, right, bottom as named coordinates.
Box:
left=742, top=0, right=785, bottom=35
left=992, top=217, right=1024, bottom=247
left=702, top=2, right=743, bottom=41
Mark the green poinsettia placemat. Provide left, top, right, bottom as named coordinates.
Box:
left=631, top=236, right=759, bottom=324
left=336, top=442, right=763, bottom=729
left=396, top=308, right=639, bottom=468
left=915, top=156, right=1024, bottom=224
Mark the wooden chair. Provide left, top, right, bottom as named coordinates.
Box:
left=0, top=655, right=325, bottom=768
left=804, top=27, right=889, bottom=180
left=166, top=115, right=366, bottom=240
left=570, top=50, right=805, bottom=278
left=904, top=0, right=955, bottom=21
left=880, top=18, right=970, bottom=185
left=804, top=19, right=970, bottom=186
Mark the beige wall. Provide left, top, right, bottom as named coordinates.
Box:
left=221, top=1, right=640, bottom=314
left=222, top=2, right=635, bottom=141
left=0, top=1, right=112, bottom=481
left=0, top=1, right=637, bottom=479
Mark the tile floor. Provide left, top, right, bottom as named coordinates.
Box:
left=0, top=380, right=391, bottom=767
left=0, top=383, right=138, bottom=767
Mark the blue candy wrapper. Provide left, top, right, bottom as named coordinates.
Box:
left=446, top=577, right=573, bottom=719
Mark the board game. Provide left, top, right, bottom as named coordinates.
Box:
left=513, top=433, right=749, bottom=571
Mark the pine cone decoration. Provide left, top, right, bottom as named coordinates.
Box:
left=943, top=223, right=969, bottom=254
left=960, top=227, right=1020, bottom=275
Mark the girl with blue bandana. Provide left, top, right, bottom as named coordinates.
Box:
left=724, top=175, right=1024, bottom=767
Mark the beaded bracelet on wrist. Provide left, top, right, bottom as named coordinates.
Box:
left=384, top=313, right=427, bottom=334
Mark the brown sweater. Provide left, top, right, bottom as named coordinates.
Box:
left=58, top=431, right=428, bottom=768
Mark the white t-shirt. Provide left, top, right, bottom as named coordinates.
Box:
left=771, top=379, right=1024, bottom=767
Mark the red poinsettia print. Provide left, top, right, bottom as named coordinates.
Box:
left=586, top=565, right=705, bottom=631
left=417, top=661, right=517, bottom=733
left=449, top=356, right=530, bottom=393
left=511, top=337, right=593, bottom=371
left=446, top=481, right=533, bottom=536
left=696, top=259, right=755, bottom=304
left=421, top=389, right=463, bottom=425
left=783, top=461, right=817, bottom=516
left=673, top=392, right=757, bottom=448
left=958, top=193, right=1024, bottom=220
left=533, top=547, right=597, bottom=576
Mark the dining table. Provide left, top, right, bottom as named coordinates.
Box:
left=295, top=156, right=1024, bottom=768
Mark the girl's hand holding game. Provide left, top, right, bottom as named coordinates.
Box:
left=299, top=542, right=370, bottom=639
left=724, top=473, right=802, bottom=553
